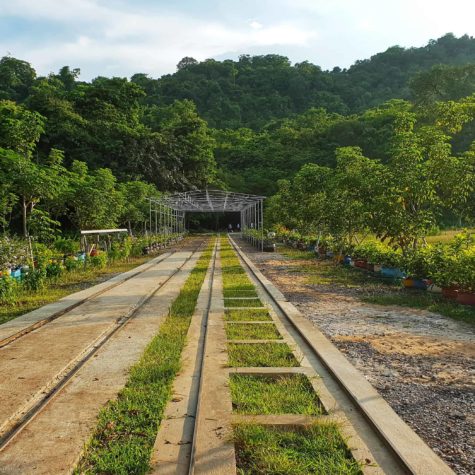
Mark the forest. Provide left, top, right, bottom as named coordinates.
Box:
left=0, top=33, right=475, bottom=243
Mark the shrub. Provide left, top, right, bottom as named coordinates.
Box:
left=353, top=240, right=401, bottom=268
left=32, top=243, right=54, bottom=270
left=64, top=256, right=81, bottom=272
left=0, top=276, right=19, bottom=304
left=107, top=242, right=124, bottom=262
left=23, top=268, right=47, bottom=291
left=402, top=246, right=433, bottom=279
left=453, top=247, right=475, bottom=292
left=87, top=252, right=108, bottom=269
left=45, top=261, right=64, bottom=280
left=54, top=238, right=80, bottom=255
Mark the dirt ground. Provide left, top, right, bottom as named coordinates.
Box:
left=239, top=241, right=475, bottom=475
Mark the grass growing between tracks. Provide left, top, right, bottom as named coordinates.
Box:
left=74, top=240, right=214, bottom=475
left=224, top=297, right=263, bottom=307
left=221, top=239, right=298, bottom=367
left=224, top=238, right=360, bottom=472
left=225, top=308, right=272, bottom=321
left=234, top=423, right=362, bottom=475
left=0, top=256, right=154, bottom=325
left=230, top=374, right=322, bottom=415
left=224, top=289, right=258, bottom=298
left=228, top=343, right=299, bottom=367
left=226, top=323, right=282, bottom=340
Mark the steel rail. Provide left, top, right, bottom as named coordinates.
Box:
left=0, top=238, right=208, bottom=452
left=227, top=235, right=454, bottom=475
left=0, top=237, right=187, bottom=349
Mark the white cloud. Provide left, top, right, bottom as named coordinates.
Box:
left=249, top=20, right=264, bottom=30
left=0, top=0, right=316, bottom=79
left=1, top=0, right=475, bottom=78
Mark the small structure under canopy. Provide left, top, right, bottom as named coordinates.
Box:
left=148, top=190, right=265, bottom=249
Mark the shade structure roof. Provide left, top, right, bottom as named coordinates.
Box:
left=156, top=190, right=265, bottom=212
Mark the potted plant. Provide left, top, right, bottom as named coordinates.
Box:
left=454, top=247, right=475, bottom=306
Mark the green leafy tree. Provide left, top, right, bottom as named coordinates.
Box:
left=68, top=162, right=124, bottom=229
left=119, top=180, right=159, bottom=233
left=0, top=56, right=36, bottom=101
left=0, top=100, right=45, bottom=156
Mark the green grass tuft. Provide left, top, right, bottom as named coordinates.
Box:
left=228, top=343, right=299, bottom=367
left=224, top=289, right=258, bottom=298
left=234, top=423, right=362, bottom=475
left=224, top=308, right=272, bottom=321
left=226, top=323, right=282, bottom=340
left=230, top=374, right=323, bottom=415
left=224, top=297, right=263, bottom=308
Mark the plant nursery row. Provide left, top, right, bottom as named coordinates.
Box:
left=274, top=229, right=475, bottom=307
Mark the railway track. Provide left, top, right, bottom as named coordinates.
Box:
left=151, top=235, right=453, bottom=475
left=0, top=236, right=208, bottom=456
left=0, top=234, right=454, bottom=473
left=0, top=236, right=190, bottom=350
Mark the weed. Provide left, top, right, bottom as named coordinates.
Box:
left=228, top=343, right=299, bottom=367
left=234, top=423, right=362, bottom=474
left=230, top=374, right=322, bottom=415
left=224, top=309, right=272, bottom=321
left=226, top=323, right=282, bottom=340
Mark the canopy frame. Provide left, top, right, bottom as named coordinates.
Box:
left=147, top=190, right=265, bottom=250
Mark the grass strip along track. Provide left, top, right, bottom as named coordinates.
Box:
left=75, top=239, right=215, bottom=474
left=220, top=237, right=361, bottom=474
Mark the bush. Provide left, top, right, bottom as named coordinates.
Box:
left=425, top=233, right=475, bottom=288
left=23, top=268, right=47, bottom=291
left=32, top=243, right=54, bottom=270
left=87, top=252, right=108, bottom=269
left=0, top=276, right=19, bottom=304
left=107, top=242, right=124, bottom=262
left=54, top=238, right=80, bottom=255
left=453, top=247, right=475, bottom=292
left=45, top=261, right=64, bottom=280
left=64, top=256, right=81, bottom=272
left=353, top=240, right=401, bottom=268
left=402, top=246, right=434, bottom=279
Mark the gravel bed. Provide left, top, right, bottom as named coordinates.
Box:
left=237, top=239, right=475, bottom=475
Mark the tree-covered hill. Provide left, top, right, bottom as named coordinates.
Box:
left=1, top=32, right=475, bottom=238
left=142, top=33, right=475, bottom=129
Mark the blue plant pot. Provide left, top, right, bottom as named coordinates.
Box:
left=343, top=256, right=352, bottom=265
left=412, top=279, right=428, bottom=289
left=381, top=267, right=405, bottom=279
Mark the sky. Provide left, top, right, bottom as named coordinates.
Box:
left=0, top=0, right=475, bottom=81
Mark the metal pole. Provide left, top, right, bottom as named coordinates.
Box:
left=155, top=204, right=158, bottom=234
left=149, top=199, right=152, bottom=235
left=260, top=199, right=264, bottom=251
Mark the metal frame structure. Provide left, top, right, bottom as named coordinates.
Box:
left=147, top=199, right=186, bottom=236
left=80, top=228, right=129, bottom=255
left=148, top=190, right=266, bottom=250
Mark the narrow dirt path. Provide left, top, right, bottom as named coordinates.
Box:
left=237, top=239, right=475, bottom=475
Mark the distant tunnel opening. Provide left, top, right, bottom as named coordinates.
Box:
left=186, top=212, right=241, bottom=233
